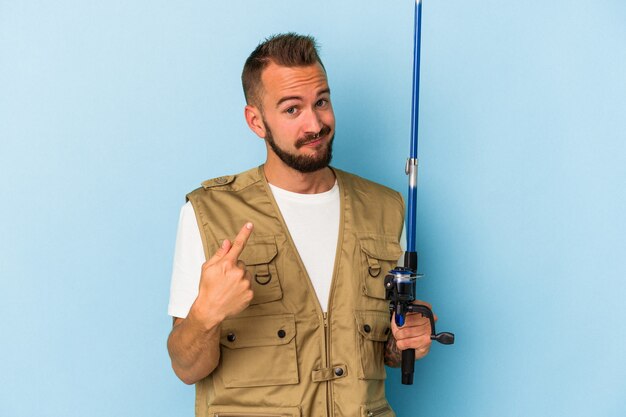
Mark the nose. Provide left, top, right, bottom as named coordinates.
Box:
left=302, top=108, right=323, bottom=135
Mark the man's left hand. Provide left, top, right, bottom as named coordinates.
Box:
left=390, top=300, right=437, bottom=360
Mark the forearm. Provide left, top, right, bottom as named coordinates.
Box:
left=167, top=309, right=222, bottom=385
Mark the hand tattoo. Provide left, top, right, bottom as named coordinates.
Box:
left=384, top=335, right=402, bottom=368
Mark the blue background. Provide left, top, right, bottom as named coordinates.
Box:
left=1, top=1, right=625, bottom=416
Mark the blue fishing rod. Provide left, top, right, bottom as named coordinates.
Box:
left=384, top=0, right=455, bottom=386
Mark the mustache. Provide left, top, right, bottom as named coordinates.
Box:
left=295, top=125, right=332, bottom=149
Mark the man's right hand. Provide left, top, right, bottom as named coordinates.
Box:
left=168, top=221, right=255, bottom=384
left=189, top=222, right=255, bottom=328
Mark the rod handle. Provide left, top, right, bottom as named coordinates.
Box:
left=401, top=348, right=415, bottom=385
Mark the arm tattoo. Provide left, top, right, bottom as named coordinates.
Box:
left=384, top=335, right=402, bottom=368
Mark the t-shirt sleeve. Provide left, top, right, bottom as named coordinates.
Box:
left=168, top=201, right=206, bottom=318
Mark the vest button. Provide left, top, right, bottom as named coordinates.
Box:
left=334, top=367, right=344, bottom=377
left=363, top=324, right=372, bottom=333
left=277, top=329, right=286, bottom=338
left=226, top=332, right=236, bottom=342
left=214, top=177, right=228, bottom=184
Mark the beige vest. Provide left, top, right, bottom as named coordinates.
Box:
left=187, top=166, right=404, bottom=417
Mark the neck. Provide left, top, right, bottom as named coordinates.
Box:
left=263, top=158, right=335, bottom=194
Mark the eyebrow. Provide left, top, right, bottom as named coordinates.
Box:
left=275, top=88, right=331, bottom=109
left=276, top=96, right=302, bottom=108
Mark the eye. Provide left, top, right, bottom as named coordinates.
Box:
left=285, top=106, right=297, bottom=115
left=315, top=98, right=328, bottom=107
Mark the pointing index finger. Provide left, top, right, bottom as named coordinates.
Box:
left=226, top=222, right=254, bottom=260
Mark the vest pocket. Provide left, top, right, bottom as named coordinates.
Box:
left=360, top=398, right=396, bottom=417
left=207, top=404, right=301, bottom=416
left=354, top=310, right=391, bottom=380
left=218, top=314, right=299, bottom=388
left=358, top=235, right=403, bottom=300
left=239, top=235, right=283, bottom=305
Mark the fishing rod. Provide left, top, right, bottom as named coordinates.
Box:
left=384, top=0, right=455, bottom=386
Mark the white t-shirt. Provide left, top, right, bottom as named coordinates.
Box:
left=167, top=182, right=340, bottom=318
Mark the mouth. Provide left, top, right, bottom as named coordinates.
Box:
left=300, top=135, right=325, bottom=147
left=296, top=126, right=332, bottom=149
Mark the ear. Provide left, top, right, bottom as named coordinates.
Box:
left=244, top=105, right=267, bottom=139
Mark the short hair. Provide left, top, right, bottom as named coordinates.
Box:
left=241, top=33, right=325, bottom=106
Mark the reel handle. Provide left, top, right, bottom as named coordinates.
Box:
left=406, top=304, right=455, bottom=345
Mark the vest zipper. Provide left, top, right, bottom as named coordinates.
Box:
left=366, top=404, right=391, bottom=417
left=324, top=169, right=344, bottom=417
left=323, top=311, right=331, bottom=417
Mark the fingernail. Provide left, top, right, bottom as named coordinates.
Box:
left=246, top=222, right=253, bottom=230
left=221, top=239, right=228, bottom=248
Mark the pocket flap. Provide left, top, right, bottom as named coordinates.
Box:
left=208, top=404, right=302, bottom=417
left=355, top=310, right=391, bottom=342
left=359, top=236, right=402, bottom=261
left=360, top=398, right=395, bottom=417
left=238, top=235, right=278, bottom=265
left=220, top=314, right=296, bottom=349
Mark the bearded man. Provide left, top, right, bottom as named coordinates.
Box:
left=167, top=33, right=435, bottom=417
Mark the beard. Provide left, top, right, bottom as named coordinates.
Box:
left=264, top=120, right=334, bottom=173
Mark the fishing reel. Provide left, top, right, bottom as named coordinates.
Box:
left=384, top=266, right=455, bottom=385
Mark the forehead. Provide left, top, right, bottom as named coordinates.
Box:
left=260, top=62, right=329, bottom=103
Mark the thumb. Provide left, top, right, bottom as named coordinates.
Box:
left=390, top=313, right=400, bottom=334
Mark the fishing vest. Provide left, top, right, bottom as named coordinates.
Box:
left=186, top=165, right=404, bottom=417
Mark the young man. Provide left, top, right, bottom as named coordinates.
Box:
left=167, top=33, right=435, bottom=417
